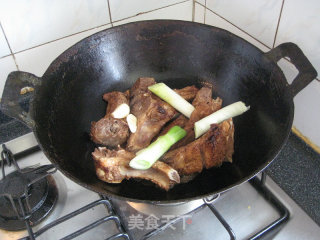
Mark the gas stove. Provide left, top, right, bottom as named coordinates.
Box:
left=0, top=133, right=319, bottom=240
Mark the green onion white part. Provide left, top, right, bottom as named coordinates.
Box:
left=148, top=83, right=195, bottom=118
left=129, top=126, right=187, bottom=170
left=194, top=101, right=250, bottom=138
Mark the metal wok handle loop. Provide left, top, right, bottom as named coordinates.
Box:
left=0, top=71, right=41, bottom=129
left=265, top=42, right=317, bottom=97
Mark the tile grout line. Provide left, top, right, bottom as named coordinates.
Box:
left=11, top=0, right=189, bottom=56
left=204, top=0, right=207, bottom=24
left=107, top=0, right=114, bottom=27
left=197, top=2, right=320, bottom=83
left=196, top=2, right=271, bottom=50
left=110, top=0, right=190, bottom=25
left=0, top=54, right=11, bottom=60
left=5, top=0, right=188, bottom=57
left=272, top=0, right=285, bottom=48
left=12, top=23, right=112, bottom=55
left=0, top=22, right=19, bottom=70
left=196, top=0, right=319, bottom=83
left=192, top=0, right=196, bottom=22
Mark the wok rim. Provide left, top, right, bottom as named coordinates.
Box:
left=35, top=20, right=295, bottom=204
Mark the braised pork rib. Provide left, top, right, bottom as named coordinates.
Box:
left=161, top=119, right=234, bottom=176
left=170, top=86, right=223, bottom=150
left=92, top=147, right=180, bottom=190
left=126, top=78, right=176, bottom=152
left=90, top=91, right=129, bottom=147
left=91, top=77, right=235, bottom=190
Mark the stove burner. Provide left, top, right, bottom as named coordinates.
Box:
left=0, top=144, right=58, bottom=231
left=127, top=199, right=205, bottom=216
left=126, top=195, right=219, bottom=217
left=0, top=171, right=58, bottom=231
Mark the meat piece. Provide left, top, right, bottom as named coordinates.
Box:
left=90, top=91, right=129, bottom=147
left=155, top=86, right=200, bottom=136
left=191, top=87, right=221, bottom=117
left=92, top=147, right=180, bottom=191
left=129, top=77, right=156, bottom=119
left=103, top=91, right=129, bottom=116
left=124, top=89, right=130, bottom=99
left=157, top=86, right=200, bottom=136
left=161, top=119, right=234, bottom=176
left=174, top=85, right=199, bottom=101
left=159, top=114, right=188, bottom=136
left=90, top=117, right=129, bottom=147
left=171, top=87, right=222, bottom=150
left=127, top=94, right=176, bottom=152
left=221, top=120, right=234, bottom=163
left=127, top=78, right=176, bottom=152
left=127, top=79, right=202, bottom=152
left=130, top=78, right=198, bottom=103
left=201, top=120, right=234, bottom=167
left=130, top=77, right=156, bottom=99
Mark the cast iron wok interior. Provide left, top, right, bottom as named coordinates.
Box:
left=32, top=20, right=293, bottom=203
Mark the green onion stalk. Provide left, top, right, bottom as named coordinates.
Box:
left=129, top=126, right=186, bottom=170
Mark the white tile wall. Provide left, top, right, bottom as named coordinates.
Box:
left=277, top=59, right=299, bottom=85
left=113, top=0, right=192, bottom=26
left=205, top=8, right=269, bottom=51
left=277, top=58, right=320, bottom=148
left=0, top=0, right=110, bottom=53
left=294, top=81, right=320, bottom=146
left=0, top=25, right=10, bottom=58
left=109, top=0, right=184, bottom=22
left=15, top=25, right=110, bottom=76
left=194, top=3, right=205, bottom=24
left=275, top=0, right=320, bottom=75
left=274, top=0, right=320, bottom=147
left=205, top=0, right=282, bottom=48
left=196, top=0, right=206, bottom=6
left=0, top=56, right=17, bottom=95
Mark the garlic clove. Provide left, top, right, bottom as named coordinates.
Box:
left=126, top=114, right=137, bottom=133
left=111, top=103, right=130, bottom=119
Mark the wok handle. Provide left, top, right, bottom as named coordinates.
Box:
left=0, top=71, right=41, bottom=129
left=265, top=42, right=317, bottom=97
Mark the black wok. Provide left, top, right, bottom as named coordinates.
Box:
left=1, top=20, right=317, bottom=204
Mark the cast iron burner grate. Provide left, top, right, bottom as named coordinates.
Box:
left=2, top=145, right=290, bottom=240
left=0, top=144, right=58, bottom=233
